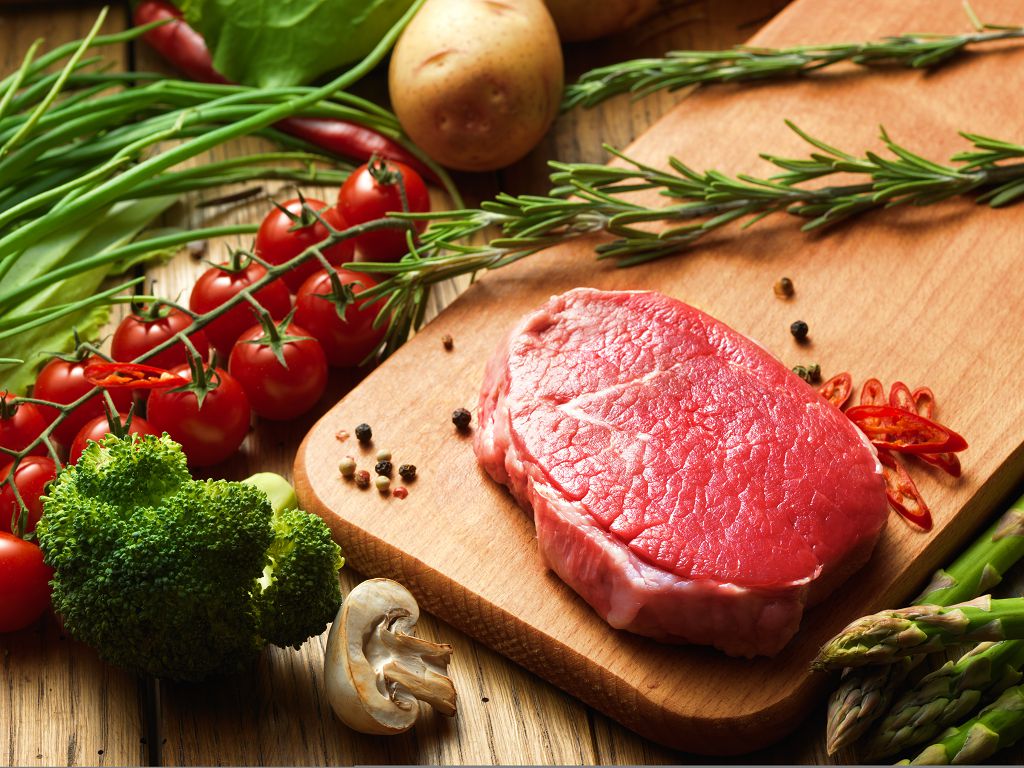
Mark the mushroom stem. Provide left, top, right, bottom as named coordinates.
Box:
left=383, top=658, right=458, bottom=716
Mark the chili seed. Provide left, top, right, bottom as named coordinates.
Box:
left=375, top=449, right=392, bottom=462
left=375, top=460, right=393, bottom=477
left=375, top=475, right=391, bottom=494
left=442, top=334, right=454, bottom=351
left=393, top=486, right=409, bottom=500
left=354, top=470, right=371, bottom=489
left=355, top=423, right=372, bottom=444
left=452, top=407, right=472, bottom=431
left=790, top=320, right=809, bottom=342
left=398, top=464, right=417, bottom=482
left=339, top=456, right=356, bottom=478
left=335, top=430, right=349, bottom=442
left=774, top=277, right=794, bottom=298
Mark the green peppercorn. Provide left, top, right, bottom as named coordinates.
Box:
left=376, top=449, right=392, bottom=462
left=338, top=456, right=356, bottom=479
left=355, top=423, right=372, bottom=444
left=398, top=464, right=417, bottom=482
left=375, top=475, right=391, bottom=494
left=790, top=320, right=809, bottom=342
left=452, top=407, right=472, bottom=431
left=375, top=460, right=393, bottom=477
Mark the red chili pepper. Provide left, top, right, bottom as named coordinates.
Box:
left=912, top=387, right=936, bottom=420
left=818, top=372, right=852, bottom=409
left=845, top=404, right=968, bottom=454
left=889, top=381, right=916, bottom=413
left=84, top=363, right=187, bottom=390
left=131, top=1, right=436, bottom=180
left=877, top=449, right=933, bottom=530
left=918, top=451, right=962, bottom=477
left=859, top=378, right=886, bottom=406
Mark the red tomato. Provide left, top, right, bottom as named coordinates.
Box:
left=255, top=198, right=354, bottom=293
left=337, top=159, right=430, bottom=262
left=0, top=457, right=57, bottom=534
left=0, top=394, right=47, bottom=459
left=111, top=307, right=210, bottom=370
left=0, top=532, right=52, bottom=633
left=68, top=413, right=158, bottom=465
left=188, top=259, right=292, bottom=358
left=228, top=322, right=328, bottom=420
left=146, top=366, right=251, bottom=467
left=294, top=268, right=386, bottom=367
left=33, top=356, right=133, bottom=447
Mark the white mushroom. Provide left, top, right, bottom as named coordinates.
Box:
left=325, top=578, right=457, bottom=735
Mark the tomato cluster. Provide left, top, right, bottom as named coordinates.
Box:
left=0, top=160, right=428, bottom=633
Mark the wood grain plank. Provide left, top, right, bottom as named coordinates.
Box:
left=0, top=8, right=151, bottom=768
left=293, top=0, right=1024, bottom=758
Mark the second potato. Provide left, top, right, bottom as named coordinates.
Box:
left=388, top=0, right=563, bottom=172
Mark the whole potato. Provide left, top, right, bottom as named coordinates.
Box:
left=388, top=0, right=563, bottom=172
left=544, top=0, right=659, bottom=42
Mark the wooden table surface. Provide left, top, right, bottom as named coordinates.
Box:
left=2, top=1, right=1022, bottom=765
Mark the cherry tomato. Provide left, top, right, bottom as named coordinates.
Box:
left=33, top=356, right=133, bottom=447
left=294, top=268, right=385, bottom=367
left=338, top=159, right=430, bottom=262
left=147, top=365, right=251, bottom=467
left=68, top=413, right=158, bottom=465
left=254, top=198, right=354, bottom=293
left=188, top=259, right=292, bottom=358
left=0, top=532, right=52, bottom=633
left=228, top=322, right=328, bottom=420
left=0, top=394, right=47, bottom=459
left=0, top=457, right=57, bottom=534
left=111, top=307, right=210, bottom=370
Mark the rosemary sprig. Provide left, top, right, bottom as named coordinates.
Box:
left=348, top=123, right=1024, bottom=352
left=564, top=15, right=1024, bottom=110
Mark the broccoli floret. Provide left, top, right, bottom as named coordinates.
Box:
left=36, top=434, right=343, bottom=682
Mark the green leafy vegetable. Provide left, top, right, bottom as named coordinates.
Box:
left=182, top=0, right=417, bottom=87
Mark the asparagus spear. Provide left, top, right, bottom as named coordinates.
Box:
left=814, top=596, right=1024, bottom=670
left=868, top=640, right=1024, bottom=758
left=824, top=499, right=1024, bottom=752
left=901, top=684, right=1024, bottom=765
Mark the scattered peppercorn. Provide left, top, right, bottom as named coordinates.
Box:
left=335, top=430, right=349, bottom=442
left=355, top=423, right=372, bottom=444
left=792, top=364, right=822, bottom=384
left=442, top=334, right=454, bottom=351
left=452, top=407, right=472, bottom=431
left=774, top=277, right=794, bottom=298
left=338, top=456, right=356, bottom=479
left=375, top=460, right=393, bottom=477
left=354, top=470, right=371, bottom=489
left=375, top=449, right=392, bottom=462
left=375, top=475, right=391, bottom=494
left=790, top=320, right=809, bottom=342
left=393, top=486, right=409, bottom=500
left=398, top=464, right=417, bottom=482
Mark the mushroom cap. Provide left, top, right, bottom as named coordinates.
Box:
left=325, top=578, right=424, bottom=735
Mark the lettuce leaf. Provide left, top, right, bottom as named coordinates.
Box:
left=182, top=0, right=416, bottom=87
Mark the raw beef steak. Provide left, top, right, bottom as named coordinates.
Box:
left=475, top=289, right=888, bottom=657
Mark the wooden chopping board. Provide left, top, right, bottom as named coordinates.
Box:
left=294, top=0, right=1024, bottom=754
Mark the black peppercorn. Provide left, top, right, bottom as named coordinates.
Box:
left=790, top=320, right=809, bottom=342
left=355, top=423, right=372, bottom=444
left=375, top=460, right=393, bottom=477
left=398, top=464, right=417, bottom=481
left=452, top=407, right=472, bottom=431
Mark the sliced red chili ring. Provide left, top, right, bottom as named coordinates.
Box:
left=912, top=387, right=936, bottom=420
left=918, top=451, right=962, bottom=478
left=818, top=372, right=852, bottom=409
left=84, top=362, right=187, bottom=390
left=889, top=381, right=916, bottom=413
left=877, top=448, right=933, bottom=530
left=845, top=404, right=968, bottom=454
left=859, top=378, right=886, bottom=406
